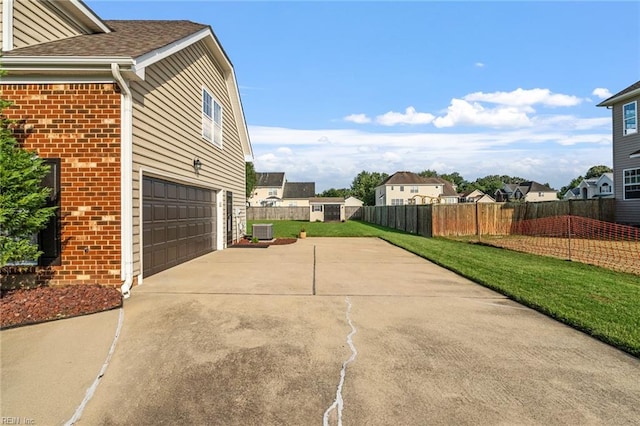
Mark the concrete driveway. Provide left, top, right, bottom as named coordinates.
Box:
left=3, top=238, right=639, bottom=425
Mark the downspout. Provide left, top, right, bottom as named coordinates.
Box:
left=111, top=64, right=134, bottom=298
left=2, top=0, right=14, bottom=52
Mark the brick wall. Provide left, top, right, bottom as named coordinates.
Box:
left=2, top=83, right=122, bottom=286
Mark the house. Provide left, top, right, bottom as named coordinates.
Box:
left=563, top=188, right=582, bottom=200
left=1, top=0, right=253, bottom=295
left=248, top=172, right=286, bottom=207
left=597, top=81, right=640, bottom=225
left=494, top=181, right=557, bottom=202
left=562, top=173, right=614, bottom=201
left=344, top=196, right=364, bottom=207
left=375, top=171, right=459, bottom=206
left=460, top=189, right=495, bottom=203
left=309, top=197, right=345, bottom=222
left=578, top=173, right=614, bottom=199
left=247, top=172, right=316, bottom=207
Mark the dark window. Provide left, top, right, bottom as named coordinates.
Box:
left=39, top=159, right=61, bottom=266
left=624, top=168, right=640, bottom=200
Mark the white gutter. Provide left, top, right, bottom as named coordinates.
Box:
left=111, top=63, right=134, bottom=298
left=2, top=0, right=14, bottom=52
left=0, top=56, right=133, bottom=65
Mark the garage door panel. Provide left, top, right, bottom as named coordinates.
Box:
left=167, top=205, right=178, bottom=220
left=153, top=181, right=165, bottom=198
left=142, top=176, right=216, bottom=277
left=152, top=227, right=166, bottom=245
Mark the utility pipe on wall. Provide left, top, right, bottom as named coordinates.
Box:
left=111, top=63, right=134, bottom=298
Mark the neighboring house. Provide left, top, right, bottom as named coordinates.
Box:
left=375, top=171, right=459, bottom=206
left=563, top=188, right=582, bottom=200
left=1, top=0, right=253, bottom=295
left=562, top=174, right=614, bottom=200
left=578, top=173, right=614, bottom=199
left=309, top=197, right=345, bottom=222
left=282, top=182, right=315, bottom=207
left=248, top=172, right=286, bottom=207
left=344, top=196, right=364, bottom=207
left=247, top=172, right=316, bottom=207
left=597, top=81, right=640, bottom=225
left=494, top=181, right=557, bottom=202
left=460, top=189, right=495, bottom=203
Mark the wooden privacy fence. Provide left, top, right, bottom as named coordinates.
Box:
left=362, top=199, right=616, bottom=237
left=247, top=206, right=363, bottom=221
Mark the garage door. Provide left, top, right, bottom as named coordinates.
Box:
left=143, top=176, right=215, bottom=277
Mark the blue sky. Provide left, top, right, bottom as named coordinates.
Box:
left=88, top=1, right=640, bottom=192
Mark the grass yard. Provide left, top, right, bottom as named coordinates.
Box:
left=249, top=220, right=640, bottom=356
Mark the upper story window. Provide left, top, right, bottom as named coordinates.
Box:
left=400, top=186, right=404, bottom=192
left=623, top=168, right=640, bottom=200
left=268, top=188, right=278, bottom=196
left=623, top=101, right=637, bottom=136
left=202, top=88, right=223, bottom=147
left=600, top=183, right=611, bottom=193
left=410, top=186, right=419, bottom=193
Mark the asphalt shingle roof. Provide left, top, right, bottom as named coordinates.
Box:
left=283, top=182, right=315, bottom=199
left=597, top=80, right=640, bottom=106
left=255, top=172, right=285, bottom=188
left=3, top=20, right=208, bottom=58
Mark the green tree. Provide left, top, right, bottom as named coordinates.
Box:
left=350, top=171, right=388, bottom=206
left=245, top=161, right=257, bottom=198
left=0, top=97, right=57, bottom=267
left=318, top=188, right=352, bottom=198
left=439, top=172, right=468, bottom=191
left=585, top=165, right=613, bottom=179
left=468, top=175, right=525, bottom=196
left=418, top=169, right=438, bottom=178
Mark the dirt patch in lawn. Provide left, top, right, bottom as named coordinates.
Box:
left=1, top=284, right=122, bottom=329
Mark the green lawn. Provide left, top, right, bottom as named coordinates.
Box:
left=249, top=219, right=640, bottom=356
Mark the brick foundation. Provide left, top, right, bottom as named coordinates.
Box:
left=2, top=83, right=122, bottom=286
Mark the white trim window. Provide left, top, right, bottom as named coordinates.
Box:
left=312, top=205, right=323, bottom=212
left=623, top=168, right=640, bottom=200
left=268, top=188, right=278, bottom=196
left=623, top=101, right=637, bottom=136
left=391, top=199, right=404, bottom=206
left=202, top=87, right=223, bottom=147
left=410, top=186, right=419, bottom=193
left=600, top=183, right=611, bottom=194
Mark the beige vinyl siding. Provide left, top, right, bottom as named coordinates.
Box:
left=612, top=97, right=640, bottom=224
left=12, top=0, right=86, bottom=49
left=130, top=41, right=246, bottom=275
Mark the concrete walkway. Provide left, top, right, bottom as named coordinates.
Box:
left=2, top=238, right=640, bottom=425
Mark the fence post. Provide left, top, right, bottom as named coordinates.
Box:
left=567, top=215, right=572, bottom=261
left=475, top=202, right=480, bottom=238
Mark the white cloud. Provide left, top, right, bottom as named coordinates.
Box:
left=475, top=62, right=485, bottom=68
left=592, top=88, right=613, bottom=99
left=432, top=99, right=532, bottom=128
left=375, top=106, right=435, bottom=126
left=248, top=124, right=612, bottom=191
left=344, top=113, right=371, bottom=124
left=464, top=88, right=583, bottom=107
left=276, top=147, right=293, bottom=155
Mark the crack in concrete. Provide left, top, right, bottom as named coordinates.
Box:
left=323, top=297, right=358, bottom=426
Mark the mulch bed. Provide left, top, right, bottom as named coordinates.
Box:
left=1, top=284, right=123, bottom=330
left=230, top=237, right=298, bottom=248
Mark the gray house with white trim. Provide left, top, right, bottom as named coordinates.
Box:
left=598, top=81, right=640, bottom=225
